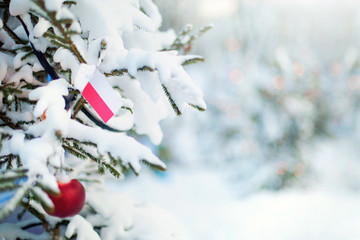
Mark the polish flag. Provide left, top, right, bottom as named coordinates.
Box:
left=74, top=64, right=123, bottom=123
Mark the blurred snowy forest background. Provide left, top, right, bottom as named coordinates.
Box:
left=116, top=0, right=360, bottom=239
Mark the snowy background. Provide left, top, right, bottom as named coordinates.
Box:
left=112, top=0, right=360, bottom=239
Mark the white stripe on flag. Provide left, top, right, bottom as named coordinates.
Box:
left=89, top=69, right=123, bottom=114
left=74, top=64, right=123, bottom=122
left=74, top=64, right=96, bottom=91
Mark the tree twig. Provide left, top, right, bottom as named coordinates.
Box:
left=20, top=201, right=48, bottom=228
left=0, top=112, right=21, bottom=130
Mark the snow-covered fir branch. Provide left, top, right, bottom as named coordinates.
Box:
left=0, top=0, right=206, bottom=239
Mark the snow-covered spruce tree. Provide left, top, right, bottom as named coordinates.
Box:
left=0, top=0, right=206, bottom=239
left=159, top=0, right=335, bottom=193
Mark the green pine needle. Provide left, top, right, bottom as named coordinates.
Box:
left=0, top=181, right=32, bottom=221
left=43, top=32, right=67, bottom=43
left=121, top=106, right=133, bottom=114
left=141, top=159, right=167, bottom=172
left=63, top=1, right=77, bottom=6
left=0, top=182, right=20, bottom=192
left=57, top=18, right=73, bottom=25
left=97, top=163, right=105, bottom=175
left=20, top=51, right=34, bottom=61
left=182, top=57, right=205, bottom=66
left=63, top=145, right=87, bottom=160
left=189, top=103, right=206, bottom=112
left=29, top=187, right=54, bottom=211
left=50, top=39, right=72, bottom=50
left=104, top=68, right=128, bottom=77
left=102, top=162, right=122, bottom=178
left=162, top=84, right=181, bottom=115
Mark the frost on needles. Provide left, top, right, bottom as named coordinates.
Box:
left=0, top=0, right=209, bottom=239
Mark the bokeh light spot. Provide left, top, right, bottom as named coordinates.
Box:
left=293, top=163, right=305, bottom=177
left=348, top=75, right=360, bottom=90
left=276, top=161, right=288, bottom=176
left=225, top=37, right=241, bottom=52
left=293, top=62, right=305, bottom=76
left=273, top=76, right=286, bottom=90
left=331, top=62, right=341, bottom=75
left=229, top=69, right=244, bottom=84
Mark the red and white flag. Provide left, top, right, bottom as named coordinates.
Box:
left=75, top=64, right=122, bottom=123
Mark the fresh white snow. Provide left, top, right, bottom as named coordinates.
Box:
left=112, top=139, right=360, bottom=240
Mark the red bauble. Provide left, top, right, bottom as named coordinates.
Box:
left=45, top=179, right=86, bottom=218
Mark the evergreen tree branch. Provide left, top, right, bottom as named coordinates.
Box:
left=122, top=106, right=133, bottom=114
left=17, top=206, right=27, bottom=220
left=0, top=167, right=27, bottom=182
left=22, top=222, right=43, bottom=230
left=168, top=24, right=212, bottom=54
left=43, top=32, right=68, bottom=44
left=63, top=144, right=88, bottom=160
left=169, top=24, right=193, bottom=50
left=0, top=82, right=23, bottom=96
left=32, top=0, right=86, bottom=121
left=63, top=1, right=77, bottom=6
left=2, top=24, right=27, bottom=45
left=0, top=181, right=33, bottom=221
left=29, top=9, right=51, bottom=23
left=33, top=0, right=86, bottom=63
left=29, top=188, right=53, bottom=212
left=104, top=68, right=128, bottom=77
left=64, top=30, right=80, bottom=36
left=16, top=120, right=36, bottom=126
left=138, top=66, right=155, bottom=72
left=102, top=162, right=122, bottom=178
left=0, top=47, right=16, bottom=54
left=162, top=84, right=181, bottom=115
left=104, top=66, right=189, bottom=115
left=0, top=182, right=20, bottom=192
left=63, top=138, right=124, bottom=178
left=107, top=153, right=128, bottom=174
left=13, top=45, right=33, bottom=53
left=181, top=57, right=205, bottom=66
left=20, top=200, right=48, bottom=226
left=50, top=39, right=72, bottom=50
left=17, top=97, right=37, bottom=105
left=128, top=163, right=139, bottom=176
left=77, top=145, right=123, bottom=178
left=72, top=98, right=85, bottom=118
left=189, top=103, right=206, bottom=112
left=20, top=51, right=34, bottom=61
left=141, top=159, right=167, bottom=172
left=0, top=2, right=9, bottom=8
left=0, top=112, right=22, bottom=130
left=63, top=138, right=97, bottom=147
left=186, top=24, right=213, bottom=48
left=104, top=62, right=190, bottom=77
left=2, top=5, right=26, bottom=45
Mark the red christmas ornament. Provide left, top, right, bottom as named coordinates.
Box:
left=45, top=179, right=86, bottom=218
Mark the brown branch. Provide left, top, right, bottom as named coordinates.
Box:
left=2, top=4, right=26, bottom=45
left=22, top=222, right=43, bottom=230
left=50, top=223, right=61, bottom=240
left=20, top=201, right=48, bottom=228
left=0, top=47, right=16, bottom=55
left=34, top=0, right=87, bottom=118
left=3, top=24, right=26, bottom=45
left=72, top=98, right=85, bottom=118
left=45, top=10, right=85, bottom=63
left=0, top=112, right=21, bottom=129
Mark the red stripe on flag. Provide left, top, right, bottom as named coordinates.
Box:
left=82, top=83, right=114, bottom=123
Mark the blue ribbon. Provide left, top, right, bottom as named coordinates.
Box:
left=47, top=74, right=52, bottom=83
left=17, top=17, right=122, bottom=132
